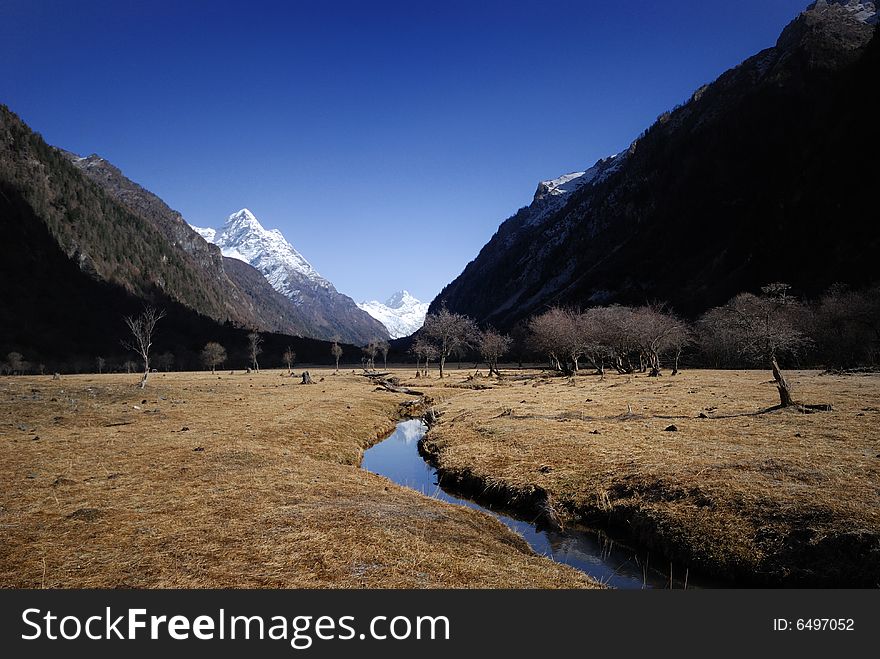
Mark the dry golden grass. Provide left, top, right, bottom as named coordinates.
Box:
left=0, top=368, right=595, bottom=589
left=420, top=368, right=880, bottom=585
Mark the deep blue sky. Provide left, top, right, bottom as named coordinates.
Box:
left=3, top=0, right=809, bottom=303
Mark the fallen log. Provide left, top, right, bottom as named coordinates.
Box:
left=375, top=379, right=423, bottom=396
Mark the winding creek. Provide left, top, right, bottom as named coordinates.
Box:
left=362, top=419, right=715, bottom=589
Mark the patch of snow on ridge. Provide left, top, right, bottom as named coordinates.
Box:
left=526, top=153, right=625, bottom=227
left=191, top=226, right=216, bottom=243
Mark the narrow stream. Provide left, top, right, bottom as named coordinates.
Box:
left=362, top=419, right=714, bottom=589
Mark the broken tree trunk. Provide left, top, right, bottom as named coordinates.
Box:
left=768, top=356, right=832, bottom=412
left=770, top=355, right=795, bottom=407
left=300, top=371, right=315, bottom=385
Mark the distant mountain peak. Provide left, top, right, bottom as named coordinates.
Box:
left=359, top=291, right=429, bottom=339
left=193, top=209, right=327, bottom=297
left=386, top=290, right=417, bottom=308
left=192, top=210, right=389, bottom=343
left=225, top=207, right=259, bottom=226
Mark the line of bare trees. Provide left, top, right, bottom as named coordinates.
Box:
left=524, top=283, right=880, bottom=408
left=529, top=304, right=691, bottom=377
left=409, top=306, right=514, bottom=379
left=5, top=284, right=876, bottom=407
left=402, top=283, right=878, bottom=409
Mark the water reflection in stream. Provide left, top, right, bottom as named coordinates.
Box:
left=362, top=419, right=715, bottom=589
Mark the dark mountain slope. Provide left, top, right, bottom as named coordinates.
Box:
left=0, top=182, right=359, bottom=371
left=0, top=105, right=241, bottom=325
left=68, top=153, right=387, bottom=345
left=220, top=255, right=311, bottom=336
left=431, top=4, right=880, bottom=327
left=1, top=104, right=385, bottom=345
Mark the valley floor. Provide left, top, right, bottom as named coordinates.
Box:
left=1, top=367, right=877, bottom=587
left=0, top=369, right=592, bottom=588
left=421, top=368, right=880, bottom=586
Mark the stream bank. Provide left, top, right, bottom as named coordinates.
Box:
left=363, top=418, right=716, bottom=588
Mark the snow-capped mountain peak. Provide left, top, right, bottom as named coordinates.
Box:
left=191, top=208, right=331, bottom=302
left=385, top=289, right=419, bottom=309
left=358, top=290, right=429, bottom=339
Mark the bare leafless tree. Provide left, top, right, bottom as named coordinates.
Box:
left=362, top=342, right=379, bottom=370
left=95, top=356, right=105, bottom=374
left=378, top=341, right=390, bottom=369
left=331, top=341, right=343, bottom=373
left=529, top=307, right=594, bottom=374
left=629, top=304, right=691, bottom=377
left=478, top=328, right=512, bottom=376
left=529, top=307, right=569, bottom=372
left=247, top=331, right=263, bottom=371
left=697, top=306, right=742, bottom=368
left=704, top=284, right=810, bottom=407
left=603, top=305, right=641, bottom=374
left=422, top=342, right=439, bottom=376
left=410, top=337, right=437, bottom=377
left=122, top=306, right=166, bottom=388
left=509, top=320, right=530, bottom=368
left=410, top=338, right=427, bottom=376
left=5, top=351, right=26, bottom=375
left=282, top=346, right=296, bottom=373
left=811, top=284, right=880, bottom=368
left=201, top=342, right=227, bottom=373
left=422, top=306, right=478, bottom=378
left=577, top=307, right=617, bottom=376
left=667, top=320, right=693, bottom=376
left=154, top=351, right=174, bottom=372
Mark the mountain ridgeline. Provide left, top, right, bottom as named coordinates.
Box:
left=0, top=176, right=364, bottom=372
left=192, top=209, right=388, bottom=344
left=430, top=2, right=880, bottom=328
left=0, top=104, right=389, bottom=370
left=66, top=156, right=387, bottom=345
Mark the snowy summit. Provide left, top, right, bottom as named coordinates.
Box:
left=192, top=208, right=331, bottom=303
left=358, top=291, right=429, bottom=339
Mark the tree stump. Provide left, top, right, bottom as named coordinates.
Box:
left=300, top=371, right=314, bottom=385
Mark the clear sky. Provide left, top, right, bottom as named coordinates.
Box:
left=2, top=0, right=809, bottom=304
